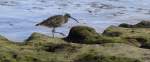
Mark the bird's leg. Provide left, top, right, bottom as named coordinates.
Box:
left=55, top=32, right=66, bottom=36
left=52, top=28, right=55, bottom=38
left=52, top=28, right=66, bottom=36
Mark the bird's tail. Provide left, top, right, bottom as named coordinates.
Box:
left=35, top=23, right=40, bottom=26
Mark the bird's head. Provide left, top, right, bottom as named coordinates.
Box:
left=64, top=13, right=79, bottom=23
left=64, top=13, right=71, bottom=18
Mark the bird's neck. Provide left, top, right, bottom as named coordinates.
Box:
left=64, top=16, right=69, bottom=23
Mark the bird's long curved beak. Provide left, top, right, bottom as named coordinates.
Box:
left=70, top=17, right=79, bottom=23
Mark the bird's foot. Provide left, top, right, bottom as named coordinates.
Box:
left=54, top=32, right=66, bottom=36
left=59, top=33, right=66, bottom=36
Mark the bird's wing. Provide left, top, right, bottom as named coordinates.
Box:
left=36, top=15, right=65, bottom=27
left=37, top=15, right=61, bottom=24
left=49, top=15, right=64, bottom=24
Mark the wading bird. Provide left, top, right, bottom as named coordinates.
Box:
left=36, top=13, right=79, bottom=38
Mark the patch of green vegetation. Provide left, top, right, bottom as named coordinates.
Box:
left=66, top=26, right=99, bottom=42
left=0, top=32, right=147, bottom=62
left=65, top=26, right=123, bottom=44
left=103, top=26, right=123, bottom=37
left=82, top=35, right=123, bottom=44
left=134, top=21, right=150, bottom=28
left=41, top=42, right=81, bottom=53
left=103, top=25, right=150, bottom=48
left=0, top=24, right=150, bottom=62
left=119, top=23, right=133, bottom=28
left=73, top=50, right=141, bottom=62
left=119, top=21, right=150, bottom=28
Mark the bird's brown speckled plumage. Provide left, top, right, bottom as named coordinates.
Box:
left=36, top=15, right=69, bottom=27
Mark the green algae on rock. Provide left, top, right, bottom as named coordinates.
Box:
left=65, top=26, right=122, bottom=44
left=103, top=26, right=123, bottom=37
left=0, top=24, right=149, bottom=62
left=103, top=25, right=150, bottom=48
left=119, top=23, right=133, bottom=28
left=0, top=32, right=147, bottom=62
left=119, top=21, right=150, bottom=28
left=74, top=51, right=141, bottom=62
left=134, top=21, right=150, bottom=28
left=66, top=26, right=99, bottom=43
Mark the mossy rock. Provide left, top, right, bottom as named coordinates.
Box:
left=0, top=32, right=148, bottom=62
left=25, top=32, right=50, bottom=42
left=73, top=51, right=141, bottom=62
left=103, top=26, right=122, bottom=37
left=25, top=32, right=66, bottom=45
left=0, top=35, right=9, bottom=41
left=103, top=31, right=122, bottom=37
left=0, top=35, right=13, bottom=45
left=66, top=26, right=99, bottom=43
left=103, top=25, right=150, bottom=48
left=134, top=21, right=150, bottom=28
left=65, top=26, right=123, bottom=44
left=119, top=21, right=150, bottom=28
left=24, top=32, right=50, bottom=46
left=141, top=42, right=150, bottom=49
left=119, top=23, right=133, bottom=28
left=41, top=42, right=81, bottom=52
left=103, top=25, right=146, bottom=47
left=124, top=38, right=142, bottom=47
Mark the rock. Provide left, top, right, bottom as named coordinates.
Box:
left=103, top=31, right=122, bottom=37
left=74, top=52, right=141, bottom=62
left=119, top=21, right=150, bottom=28
left=66, top=26, right=99, bottom=43
left=103, top=25, right=150, bottom=48
left=119, top=23, right=133, bottom=28
left=125, top=37, right=143, bottom=47
left=66, top=26, right=123, bottom=44
left=42, top=43, right=80, bottom=52
left=103, top=26, right=122, bottom=37
left=25, top=32, right=50, bottom=42
left=0, top=32, right=148, bottom=62
left=25, top=32, right=50, bottom=45
left=134, top=21, right=150, bottom=28
left=73, top=43, right=145, bottom=62
left=0, top=34, right=11, bottom=44
left=25, top=32, right=66, bottom=46
left=0, top=35, right=9, bottom=41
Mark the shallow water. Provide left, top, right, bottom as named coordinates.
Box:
left=0, top=0, right=150, bottom=42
